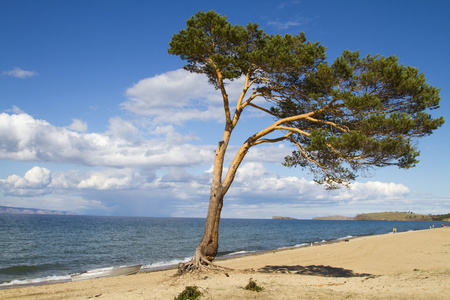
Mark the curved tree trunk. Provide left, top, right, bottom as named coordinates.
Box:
left=178, top=134, right=254, bottom=274
left=177, top=170, right=225, bottom=274
left=177, top=69, right=252, bottom=273
left=195, top=181, right=224, bottom=261
left=177, top=139, right=228, bottom=273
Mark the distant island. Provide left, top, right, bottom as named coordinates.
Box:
left=272, top=216, right=298, bottom=220
left=314, top=212, right=450, bottom=222
left=0, top=205, right=77, bottom=216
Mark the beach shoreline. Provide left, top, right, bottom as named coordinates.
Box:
left=0, top=233, right=351, bottom=291
left=0, top=226, right=367, bottom=291
left=1, top=227, right=449, bottom=299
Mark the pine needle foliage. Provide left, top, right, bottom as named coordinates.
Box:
left=169, top=10, right=444, bottom=190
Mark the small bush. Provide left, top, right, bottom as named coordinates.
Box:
left=244, top=278, right=264, bottom=292
left=174, top=285, right=202, bottom=300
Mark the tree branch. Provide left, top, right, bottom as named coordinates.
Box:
left=251, top=132, right=293, bottom=146
left=305, top=116, right=350, bottom=133
left=206, top=57, right=232, bottom=126
left=231, top=68, right=253, bottom=128
left=274, top=125, right=311, bottom=137
left=247, top=103, right=277, bottom=116
left=287, top=136, right=333, bottom=178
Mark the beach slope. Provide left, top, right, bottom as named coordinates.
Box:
left=1, top=228, right=449, bottom=299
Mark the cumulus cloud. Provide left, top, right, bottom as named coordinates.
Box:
left=1, top=163, right=443, bottom=218
left=0, top=112, right=214, bottom=168
left=152, top=125, right=199, bottom=145
left=235, top=162, right=272, bottom=181
left=107, top=117, right=138, bottom=140
left=0, top=166, right=51, bottom=196
left=0, top=110, right=286, bottom=173
left=1, top=167, right=155, bottom=195
left=227, top=162, right=412, bottom=208
left=122, top=69, right=247, bottom=124
left=346, top=181, right=410, bottom=201
left=77, top=168, right=150, bottom=190
left=243, top=144, right=292, bottom=164
left=24, top=166, right=51, bottom=188
left=67, top=119, right=88, bottom=133
left=160, top=162, right=426, bottom=218
left=2, top=67, right=38, bottom=78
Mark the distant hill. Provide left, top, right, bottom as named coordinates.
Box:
left=313, top=215, right=355, bottom=220
left=0, top=205, right=77, bottom=216
left=313, top=212, right=450, bottom=222
left=272, top=216, right=297, bottom=220
left=354, top=212, right=433, bottom=221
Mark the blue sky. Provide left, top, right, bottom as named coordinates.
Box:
left=1, top=0, right=449, bottom=218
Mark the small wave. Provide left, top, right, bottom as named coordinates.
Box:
left=292, top=243, right=310, bottom=248
left=0, top=274, right=71, bottom=288
left=142, top=257, right=192, bottom=271
left=335, top=235, right=355, bottom=241
left=311, top=239, right=328, bottom=245
left=223, top=250, right=255, bottom=257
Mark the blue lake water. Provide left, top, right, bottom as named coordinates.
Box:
left=0, top=214, right=447, bottom=288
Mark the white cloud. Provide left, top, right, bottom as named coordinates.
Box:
left=122, top=69, right=247, bottom=124
left=267, top=20, right=301, bottom=29
left=267, top=13, right=315, bottom=30
left=77, top=168, right=149, bottom=190
left=23, top=166, right=51, bottom=188
left=235, top=162, right=271, bottom=181
left=227, top=163, right=412, bottom=208
left=107, top=117, right=138, bottom=140
left=5, top=106, right=26, bottom=114
left=0, top=166, right=51, bottom=196
left=347, top=181, right=410, bottom=201
left=1, top=174, right=28, bottom=189
left=0, top=112, right=214, bottom=168
left=152, top=125, right=199, bottom=145
left=67, top=119, right=88, bottom=133
left=244, top=144, right=292, bottom=164
left=1, top=163, right=446, bottom=218
left=48, top=170, right=83, bottom=189
left=1, top=166, right=154, bottom=195
left=0, top=193, right=110, bottom=215
left=2, top=67, right=38, bottom=78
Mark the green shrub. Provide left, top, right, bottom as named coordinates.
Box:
left=244, top=278, right=264, bottom=292
left=174, top=286, right=202, bottom=300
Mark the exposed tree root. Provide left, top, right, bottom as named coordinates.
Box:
left=176, top=251, right=231, bottom=276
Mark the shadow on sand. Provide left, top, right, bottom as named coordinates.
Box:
left=259, top=265, right=375, bottom=278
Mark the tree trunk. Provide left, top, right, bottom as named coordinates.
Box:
left=177, top=179, right=225, bottom=274
left=195, top=181, right=224, bottom=262
left=177, top=138, right=229, bottom=274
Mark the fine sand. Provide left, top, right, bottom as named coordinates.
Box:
left=1, top=227, right=449, bottom=299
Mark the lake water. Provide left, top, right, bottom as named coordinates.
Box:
left=0, top=214, right=447, bottom=288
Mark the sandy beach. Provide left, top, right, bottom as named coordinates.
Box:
left=1, top=227, right=449, bottom=299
